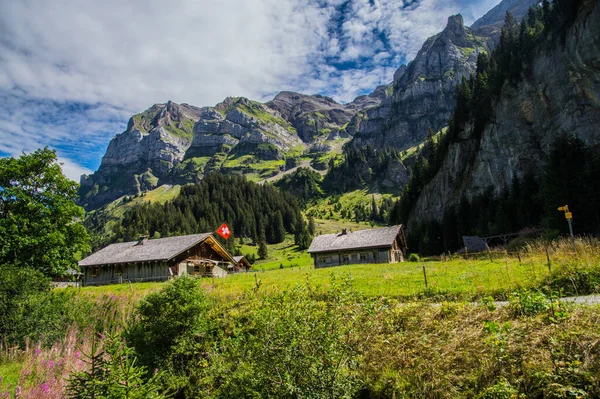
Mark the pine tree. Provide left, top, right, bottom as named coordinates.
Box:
left=258, top=239, right=269, bottom=260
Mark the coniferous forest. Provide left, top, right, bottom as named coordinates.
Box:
left=88, top=174, right=308, bottom=248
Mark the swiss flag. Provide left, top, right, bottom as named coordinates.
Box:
left=216, top=223, right=231, bottom=240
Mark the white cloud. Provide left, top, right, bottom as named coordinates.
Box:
left=0, top=0, right=501, bottom=171
left=58, top=156, right=93, bottom=181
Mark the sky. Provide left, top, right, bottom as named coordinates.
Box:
left=0, top=0, right=500, bottom=180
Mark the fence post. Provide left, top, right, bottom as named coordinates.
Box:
left=485, top=244, right=493, bottom=262
left=517, top=252, right=521, bottom=265
left=422, top=264, right=428, bottom=289
left=545, top=246, right=552, bottom=274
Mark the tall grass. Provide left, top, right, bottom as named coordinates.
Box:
left=0, top=328, right=99, bottom=398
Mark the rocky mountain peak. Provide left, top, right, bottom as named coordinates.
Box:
left=445, top=14, right=465, bottom=34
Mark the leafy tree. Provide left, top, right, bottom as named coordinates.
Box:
left=0, top=148, right=89, bottom=276
left=269, top=211, right=286, bottom=244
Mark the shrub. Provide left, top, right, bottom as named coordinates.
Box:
left=408, top=253, right=420, bottom=262
left=125, top=277, right=212, bottom=370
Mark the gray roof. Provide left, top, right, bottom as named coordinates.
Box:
left=233, top=256, right=244, bottom=262
left=79, top=233, right=212, bottom=267
left=308, top=225, right=403, bottom=254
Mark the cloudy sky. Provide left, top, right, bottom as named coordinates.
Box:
left=0, top=0, right=499, bottom=180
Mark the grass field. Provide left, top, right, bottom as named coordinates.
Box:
left=75, top=238, right=600, bottom=301
left=203, top=255, right=549, bottom=299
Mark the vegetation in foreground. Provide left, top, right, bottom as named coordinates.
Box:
left=1, top=274, right=599, bottom=398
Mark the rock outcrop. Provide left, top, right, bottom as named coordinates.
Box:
left=409, top=0, right=600, bottom=228
left=349, top=14, right=487, bottom=151
left=79, top=101, right=202, bottom=210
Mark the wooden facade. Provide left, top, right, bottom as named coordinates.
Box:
left=308, top=225, right=406, bottom=269
left=80, top=234, right=240, bottom=286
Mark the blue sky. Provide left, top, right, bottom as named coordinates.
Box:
left=0, top=0, right=499, bottom=180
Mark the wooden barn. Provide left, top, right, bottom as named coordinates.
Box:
left=307, top=225, right=407, bottom=268
left=78, top=233, right=241, bottom=286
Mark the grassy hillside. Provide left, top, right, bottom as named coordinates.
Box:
left=84, top=185, right=181, bottom=247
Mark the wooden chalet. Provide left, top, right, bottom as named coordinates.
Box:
left=307, top=225, right=407, bottom=268
left=233, top=255, right=252, bottom=271
left=79, top=233, right=241, bottom=286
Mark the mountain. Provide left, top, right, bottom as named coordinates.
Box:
left=79, top=101, right=202, bottom=209
left=80, top=91, right=385, bottom=210
left=348, top=0, right=539, bottom=152
left=79, top=0, right=550, bottom=211
left=406, top=0, right=600, bottom=235
left=349, top=14, right=488, bottom=151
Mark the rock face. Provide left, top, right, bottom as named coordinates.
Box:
left=266, top=92, right=356, bottom=143
left=409, top=1, right=600, bottom=228
left=79, top=101, right=202, bottom=210
left=350, top=15, right=488, bottom=151
left=187, top=96, right=303, bottom=159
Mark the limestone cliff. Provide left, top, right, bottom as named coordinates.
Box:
left=79, top=101, right=201, bottom=210
left=350, top=15, right=488, bottom=151
left=409, top=0, right=600, bottom=228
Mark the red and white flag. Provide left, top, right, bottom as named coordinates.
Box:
left=217, top=223, right=231, bottom=240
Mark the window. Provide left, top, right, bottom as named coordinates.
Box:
left=91, top=267, right=99, bottom=278
left=360, top=253, right=367, bottom=260
left=351, top=254, right=358, bottom=261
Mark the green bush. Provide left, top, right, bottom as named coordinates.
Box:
left=202, top=276, right=368, bottom=398
left=408, top=253, right=420, bottom=262
left=0, top=265, right=69, bottom=346
left=126, top=277, right=213, bottom=370
left=476, top=378, right=520, bottom=399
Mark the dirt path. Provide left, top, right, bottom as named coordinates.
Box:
left=259, top=159, right=326, bottom=184
left=495, top=294, right=600, bottom=307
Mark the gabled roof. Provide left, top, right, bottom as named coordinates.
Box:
left=79, top=233, right=213, bottom=267
left=307, top=225, right=403, bottom=254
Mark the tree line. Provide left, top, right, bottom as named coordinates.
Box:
left=105, top=173, right=313, bottom=250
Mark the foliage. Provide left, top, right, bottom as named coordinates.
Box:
left=0, top=148, right=90, bottom=276
left=408, top=253, right=420, bottom=262
left=0, top=265, right=126, bottom=348
left=100, top=174, right=303, bottom=245
left=322, top=145, right=404, bottom=195
left=125, top=277, right=212, bottom=372
left=67, top=333, right=169, bottom=399
left=274, top=167, right=324, bottom=206
left=257, top=239, right=269, bottom=259
left=201, top=277, right=370, bottom=398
